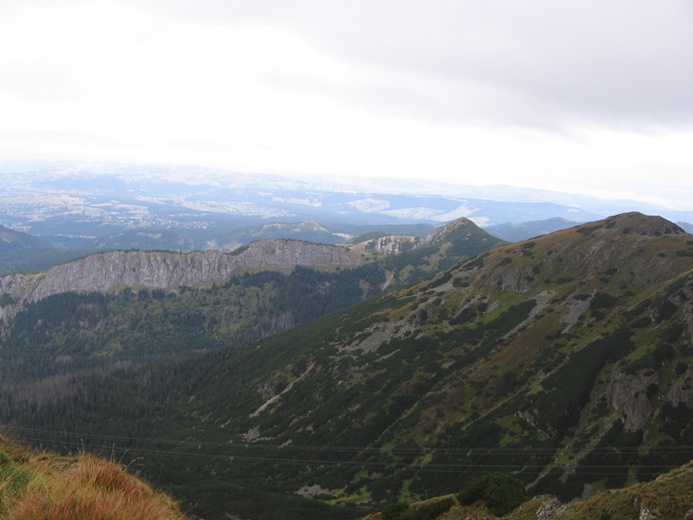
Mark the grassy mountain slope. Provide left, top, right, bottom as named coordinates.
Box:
left=524, top=460, right=693, bottom=520
left=144, top=212, right=691, bottom=515
left=362, top=460, right=693, bottom=519
left=0, top=434, right=186, bottom=519
left=3, top=212, right=692, bottom=519
left=526, top=460, right=693, bottom=520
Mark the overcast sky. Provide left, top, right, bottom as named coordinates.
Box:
left=1, top=1, right=692, bottom=209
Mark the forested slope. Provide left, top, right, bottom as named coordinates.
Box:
left=2, top=213, right=692, bottom=519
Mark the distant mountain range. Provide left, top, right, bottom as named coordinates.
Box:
left=485, top=217, right=579, bottom=242
left=1, top=160, right=690, bottom=244
left=1, top=161, right=691, bottom=277
left=0, top=224, right=48, bottom=251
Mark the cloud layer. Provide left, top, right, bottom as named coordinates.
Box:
left=131, top=0, right=693, bottom=129
left=0, top=1, right=691, bottom=208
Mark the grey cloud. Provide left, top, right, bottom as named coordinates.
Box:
left=294, top=1, right=693, bottom=130
left=70, top=0, right=693, bottom=129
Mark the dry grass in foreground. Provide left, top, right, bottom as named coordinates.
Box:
left=1, top=435, right=187, bottom=520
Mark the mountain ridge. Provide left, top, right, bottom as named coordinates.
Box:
left=138, top=211, right=691, bottom=516
left=0, top=217, right=501, bottom=310
left=0, top=239, right=366, bottom=306
left=2, top=212, right=692, bottom=519
left=0, top=217, right=505, bottom=359
left=32, top=240, right=366, bottom=299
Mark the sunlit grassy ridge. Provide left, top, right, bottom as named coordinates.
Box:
left=0, top=435, right=187, bottom=520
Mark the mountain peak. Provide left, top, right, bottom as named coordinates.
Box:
left=579, top=212, right=686, bottom=237
left=477, top=212, right=692, bottom=293
left=424, top=217, right=479, bottom=243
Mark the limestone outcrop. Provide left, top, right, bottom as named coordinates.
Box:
left=0, top=240, right=366, bottom=319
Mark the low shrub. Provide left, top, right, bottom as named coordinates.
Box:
left=457, top=473, right=527, bottom=516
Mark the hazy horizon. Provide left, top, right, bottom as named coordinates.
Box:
left=1, top=1, right=692, bottom=211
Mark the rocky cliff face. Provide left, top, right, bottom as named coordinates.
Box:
left=350, top=234, right=419, bottom=255
left=0, top=240, right=365, bottom=318
left=610, top=369, right=659, bottom=431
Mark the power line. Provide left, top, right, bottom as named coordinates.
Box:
left=7, top=425, right=693, bottom=455
left=4, top=425, right=690, bottom=477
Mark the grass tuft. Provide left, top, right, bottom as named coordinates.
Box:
left=1, top=439, right=186, bottom=520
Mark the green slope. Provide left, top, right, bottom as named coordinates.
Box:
left=3, top=212, right=692, bottom=519
left=361, top=460, right=693, bottom=519
left=150, top=212, right=692, bottom=515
